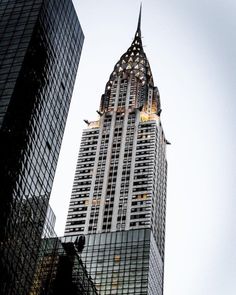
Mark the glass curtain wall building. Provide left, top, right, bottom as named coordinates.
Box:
left=65, top=8, right=168, bottom=295
left=30, top=237, right=98, bottom=295
left=0, top=1, right=84, bottom=294
left=64, top=229, right=163, bottom=294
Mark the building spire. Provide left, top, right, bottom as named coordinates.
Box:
left=101, top=2, right=155, bottom=111
left=137, top=3, right=142, bottom=33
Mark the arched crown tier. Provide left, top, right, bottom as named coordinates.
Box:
left=100, top=5, right=161, bottom=115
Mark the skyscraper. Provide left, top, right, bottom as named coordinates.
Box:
left=30, top=237, right=98, bottom=295
left=65, top=7, right=168, bottom=295
left=0, top=1, right=84, bottom=294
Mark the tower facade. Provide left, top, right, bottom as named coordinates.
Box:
left=30, top=237, right=98, bottom=295
left=65, top=9, right=168, bottom=295
left=0, top=1, right=84, bottom=294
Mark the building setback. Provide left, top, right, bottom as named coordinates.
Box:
left=0, top=1, right=84, bottom=294
left=65, top=8, right=168, bottom=295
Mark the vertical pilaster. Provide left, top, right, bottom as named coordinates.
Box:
left=111, top=78, right=131, bottom=231
left=97, top=77, right=121, bottom=233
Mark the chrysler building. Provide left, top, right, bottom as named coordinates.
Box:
left=65, top=7, right=168, bottom=295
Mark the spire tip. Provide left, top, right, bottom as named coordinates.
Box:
left=137, top=3, right=142, bottom=32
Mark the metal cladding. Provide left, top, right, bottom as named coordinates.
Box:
left=100, top=9, right=161, bottom=115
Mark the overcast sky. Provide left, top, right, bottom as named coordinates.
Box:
left=50, top=1, right=236, bottom=294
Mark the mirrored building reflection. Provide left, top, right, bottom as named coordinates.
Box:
left=30, top=237, right=98, bottom=295
left=64, top=229, right=163, bottom=294
left=0, top=0, right=84, bottom=294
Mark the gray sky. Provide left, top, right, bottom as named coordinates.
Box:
left=50, top=1, right=236, bottom=294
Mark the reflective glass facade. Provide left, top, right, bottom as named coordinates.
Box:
left=0, top=1, right=84, bottom=294
left=64, top=229, right=163, bottom=295
left=42, top=204, right=56, bottom=238
left=30, top=238, right=98, bottom=295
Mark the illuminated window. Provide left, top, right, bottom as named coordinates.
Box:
left=114, top=255, right=121, bottom=262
